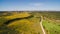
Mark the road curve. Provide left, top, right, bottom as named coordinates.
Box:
left=40, top=16, right=46, bottom=34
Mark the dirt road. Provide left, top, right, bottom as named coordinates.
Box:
left=40, top=16, right=46, bottom=34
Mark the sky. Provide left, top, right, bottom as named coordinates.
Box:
left=0, top=0, right=60, bottom=11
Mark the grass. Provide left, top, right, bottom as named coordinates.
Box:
left=42, top=19, right=60, bottom=34
left=0, top=17, right=7, bottom=26
left=5, top=12, right=31, bottom=20
left=0, top=11, right=60, bottom=34
left=0, top=12, right=42, bottom=34
left=7, top=16, right=42, bottom=34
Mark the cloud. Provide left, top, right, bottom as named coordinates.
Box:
left=29, top=3, right=43, bottom=7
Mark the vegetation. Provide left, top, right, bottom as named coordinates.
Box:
left=0, top=11, right=60, bottom=34
left=42, top=18, right=60, bottom=34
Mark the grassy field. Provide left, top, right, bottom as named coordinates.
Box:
left=40, top=12, right=60, bottom=34
left=0, top=11, right=60, bottom=34
left=42, top=18, right=60, bottom=34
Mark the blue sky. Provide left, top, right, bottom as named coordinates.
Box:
left=0, top=0, right=60, bottom=11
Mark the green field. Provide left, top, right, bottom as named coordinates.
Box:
left=42, top=18, right=60, bottom=34
left=0, top=11, right=60, bottom=34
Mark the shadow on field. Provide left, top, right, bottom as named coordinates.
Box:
left=4, top=15, right=34, bottom=25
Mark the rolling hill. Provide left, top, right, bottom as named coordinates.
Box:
left=0, top=11, right=60, bottom=34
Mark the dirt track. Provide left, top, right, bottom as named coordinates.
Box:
left=40, top=16, right=46, bottom=34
